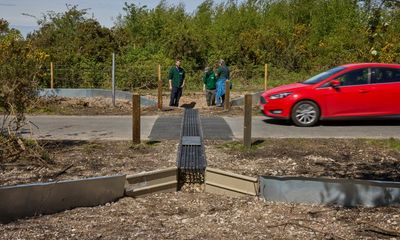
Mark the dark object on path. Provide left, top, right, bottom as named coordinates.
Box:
left=180, top=102, right=196, bottom=109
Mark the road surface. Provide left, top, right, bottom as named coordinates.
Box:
left=13, top=115, right=400, bottom=140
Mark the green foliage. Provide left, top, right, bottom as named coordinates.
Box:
left=0, top=19, right=52, bottom=164
left=0, top=19, right=47, bottom=129
left=9, top=1, right=400, bottom=91
left=217, top=140, right=249, bottom=151
left=386, top=138, right=400, bottom=151
left=114, top=0, right=400, bottom=90
left=28, top=5, right=116, bottom=88
left=83, top=142, right=102, bottom=154
left=217, top=139, right=266, bottom=152
left=367, top=138, right=400, bottom=151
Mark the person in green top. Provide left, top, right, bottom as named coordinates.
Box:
left=168, top=58, right=185, bottom=107
left=203, top=66, right=217, bottom=106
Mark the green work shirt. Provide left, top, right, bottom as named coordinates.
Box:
left=216, top=66, right=230, bottom=80
left=169, top=66, right=185, bottom=88
left=203, top=71, right=216, bottom=90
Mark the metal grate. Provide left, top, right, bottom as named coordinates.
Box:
left=177, top=109, right=206, bottom=184
left=182, top=109, right=200, bottom=136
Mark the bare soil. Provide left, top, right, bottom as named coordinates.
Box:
left=1, top=139, right=400, bottom=239
left=0, top=140, right=177, bottom=187
left=30, top=92, right=249, bottom=116
left=1, top=193, right=399, bottom=240
left=206, top=139, right=400, bottom=181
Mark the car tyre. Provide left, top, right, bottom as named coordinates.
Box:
left=291, top=101, right=320, bottom=127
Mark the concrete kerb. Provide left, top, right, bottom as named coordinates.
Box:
left=38, top=88, right=156, bottom=107
left=259, top=176, right=400, bottom=207
left=204, top=169, right=400, bottom=208
left=2, top=170, right=400, bottom=223
left=0, top=169, right=178, bottom=223
left=0, top=175, right=126, bottom=223
left=124, top=167, right=400, bottom=208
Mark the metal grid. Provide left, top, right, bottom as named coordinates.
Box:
left=177, top=109, right=206, bottom=184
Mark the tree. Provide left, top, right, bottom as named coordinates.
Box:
left=1, top=19, right=48, bottom=130
left=29, top=5, right=116, bottom=88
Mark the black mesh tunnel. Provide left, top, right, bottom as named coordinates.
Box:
left=177, top=109, right=206, bottom=186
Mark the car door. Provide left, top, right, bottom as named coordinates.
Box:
left=370, top=67, right=400, bottom=115
left=318, top=68, right=375, bottom=117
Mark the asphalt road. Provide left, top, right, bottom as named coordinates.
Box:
left=13, top=115, right=400, bottom=140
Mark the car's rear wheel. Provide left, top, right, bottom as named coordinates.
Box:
left=291, top=101, right=320, bottom=127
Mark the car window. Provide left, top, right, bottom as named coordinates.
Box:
left=303, top=66, right=346, bottom=85
left=336, top=68, right=369, bottom=86
left=371, top=68, right=400, bottom=84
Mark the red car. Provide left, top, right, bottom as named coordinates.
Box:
left=259, top=63, right=400, bottom=127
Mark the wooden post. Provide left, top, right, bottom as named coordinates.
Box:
left=132, top=94, right=141, bottom=144
left=264, top=64, right=268, bottom=91
left=50, top=62, right=54, bottom=89
left=157, top=64, right=162, bottom=110
left=243, top=94, right=252, bottom=148
left=112, top=53, right=116, bottom=107
left=224, top=80, right=231, bottom=110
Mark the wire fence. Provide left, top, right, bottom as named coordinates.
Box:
left=39, top=63, right=307, bottom=92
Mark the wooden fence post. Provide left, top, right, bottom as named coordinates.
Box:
left=112, top=53, right=116, bottom=107
left=224, top=80, right=231, bottom=110
left=132, top=94, right=141, bottom=144
left=243, top=94, right=252, bottom=148
left=157, top=64, right=163, bottom=110
left=264, top=64, right=268, bottom=91
left=50, top=62, right=54, bottom=89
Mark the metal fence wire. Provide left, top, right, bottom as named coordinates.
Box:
left=39, top=63, right=304, bottom=91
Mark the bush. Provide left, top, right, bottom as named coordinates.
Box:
left=0, top=19, right=49, bottom=164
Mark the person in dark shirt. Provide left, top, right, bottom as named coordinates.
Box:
left=202, top=66, right=217, bottom=106
left=215, top=59, right=230, bottom=107
left=168, top=58, right=185, bottom=107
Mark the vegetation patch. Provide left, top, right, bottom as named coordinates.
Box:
left=366, top=138, right=400, bottom=151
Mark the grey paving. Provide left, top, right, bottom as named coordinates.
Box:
left=146, top=116, right=235, bottom=140
left=201, top=117, right=234, bottom=140
left=148, top=117, right=182, bottom=140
